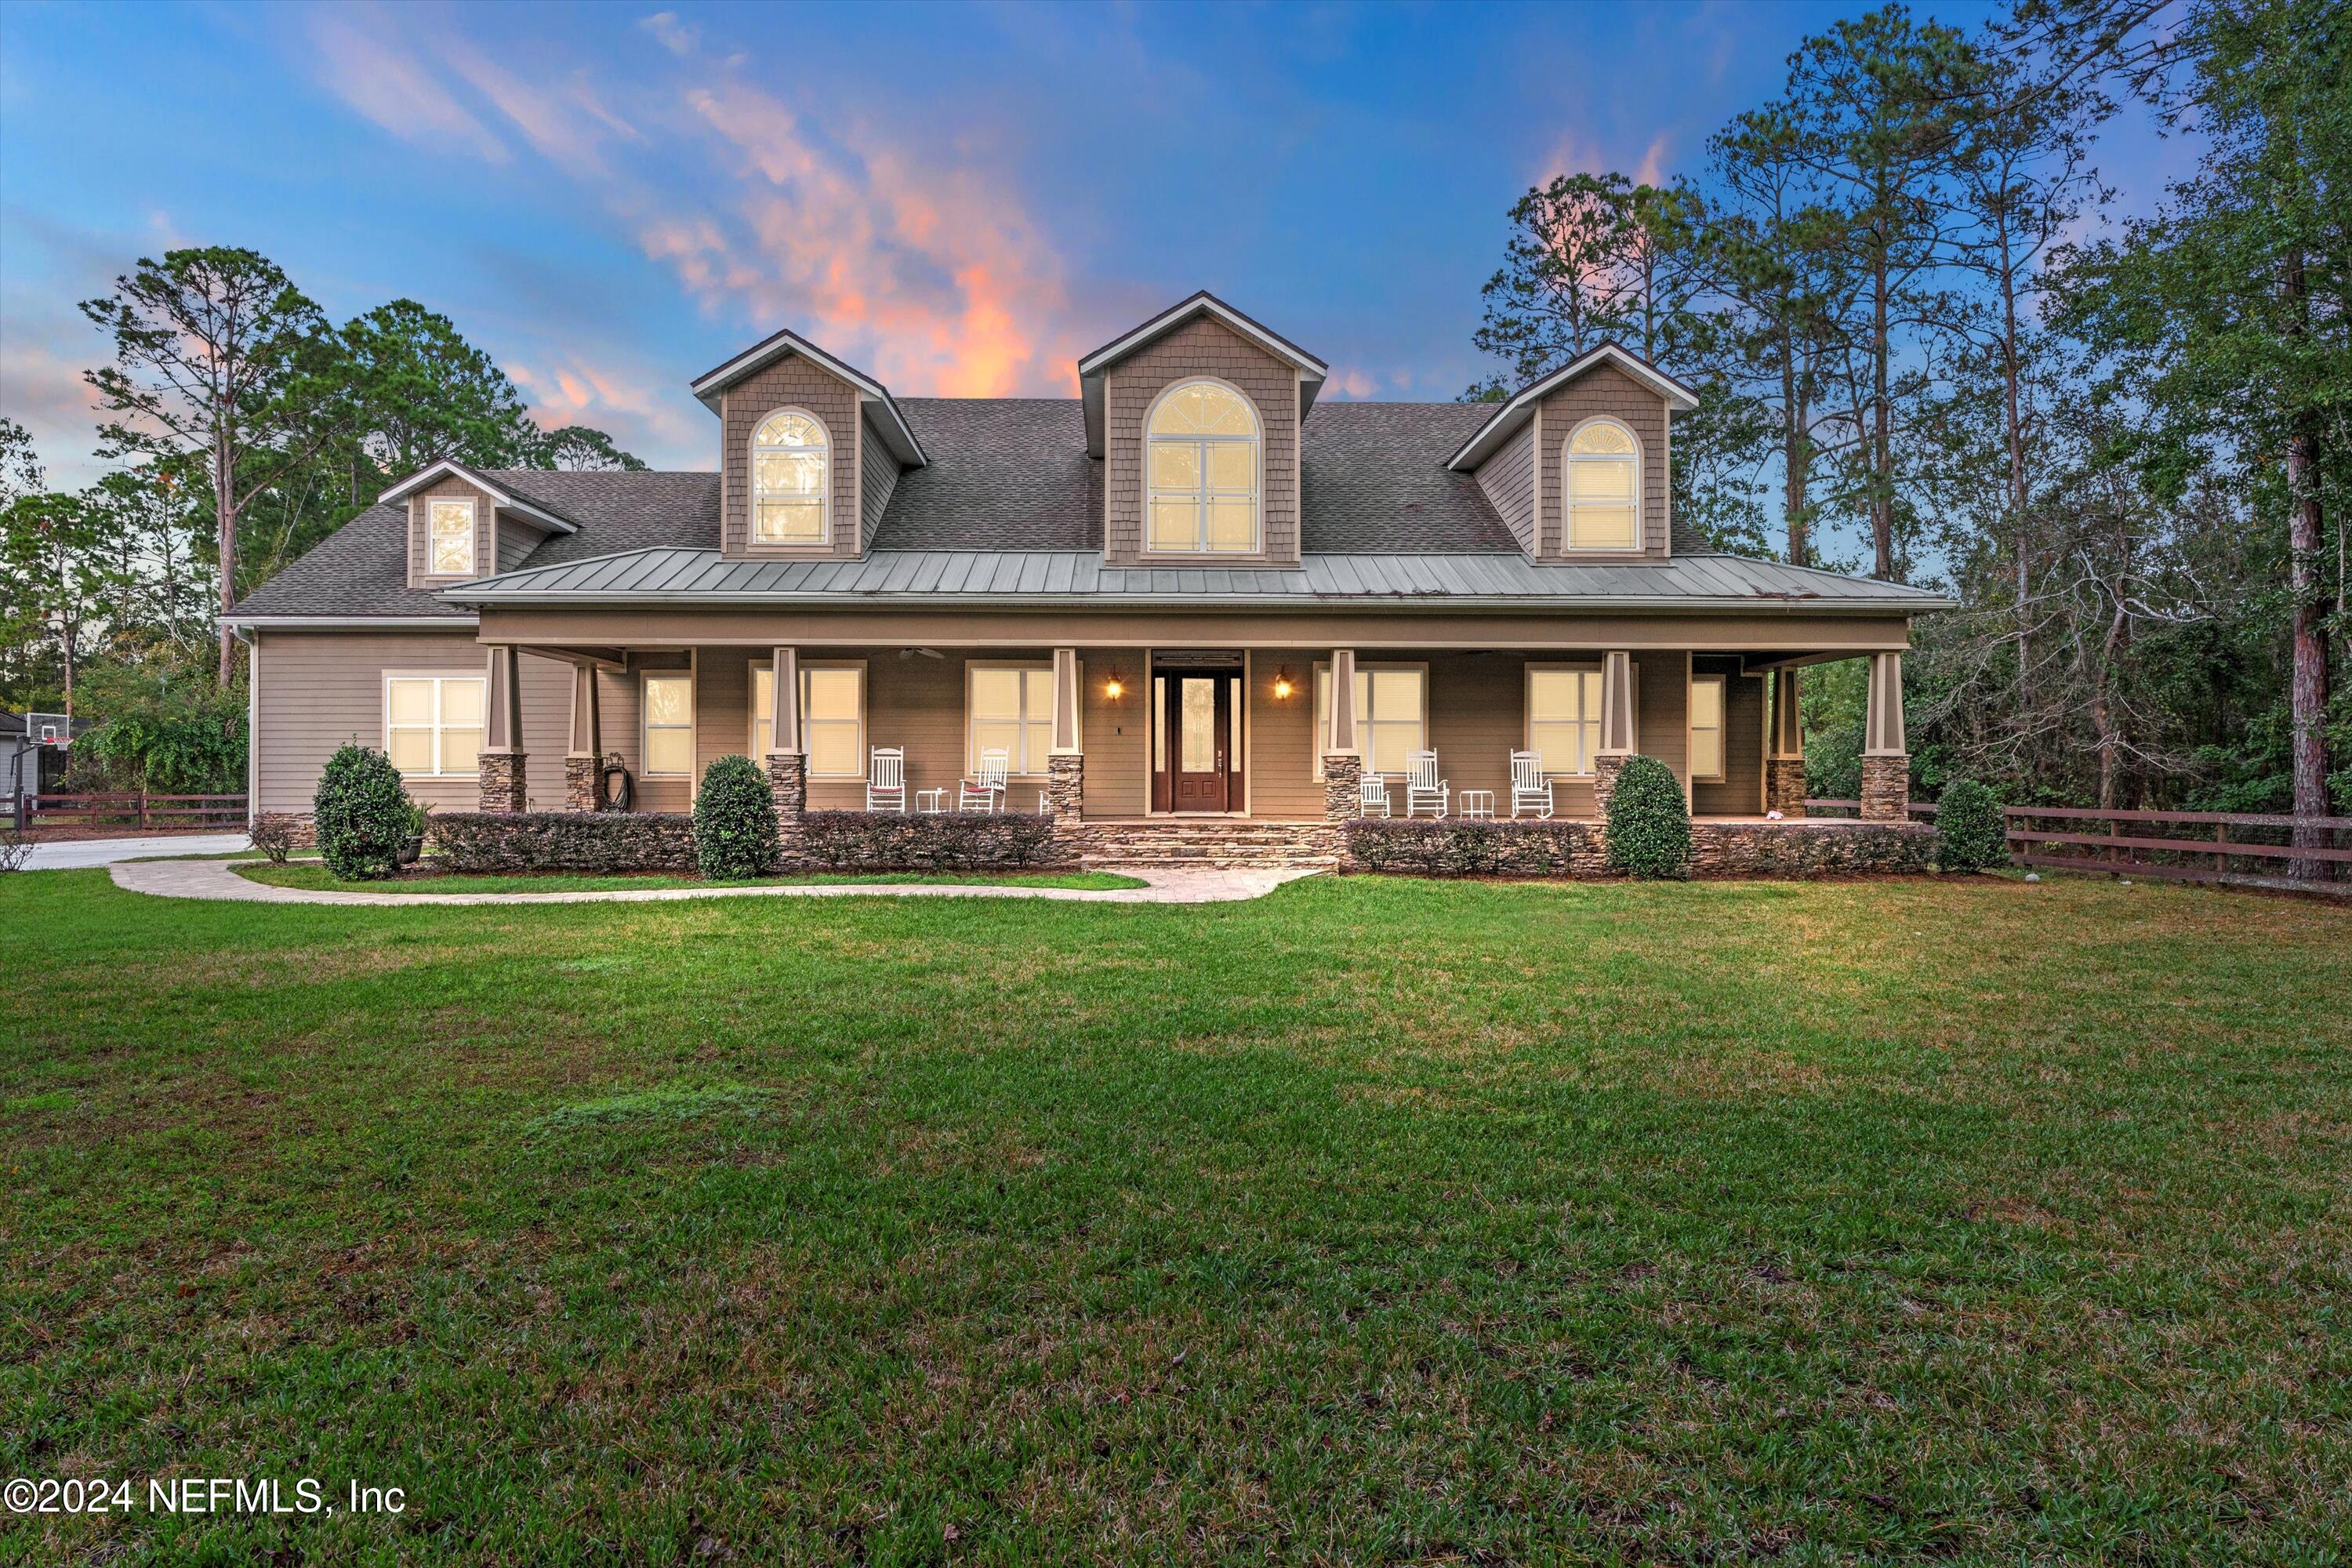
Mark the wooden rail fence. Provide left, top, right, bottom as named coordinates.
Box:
left=1805, top=797, right=2351, bottom=892
left=20, top=791, right=249, bottom=830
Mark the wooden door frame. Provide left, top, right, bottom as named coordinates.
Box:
left=1152, top=656, right=1246, bottom=815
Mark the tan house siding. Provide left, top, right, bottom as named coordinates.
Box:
left=496, top=517, right=551, bottom=573
left=1079, top=647, right=1147, bottom=817
left=1248, top=651, right=1321, bottom=818
left=1690, top=658, right=1767, bottom=817
left=1535, top=361, right=1671, bottom=561
left=859, top=415, right=902, bottom=540
left=1473, top=419, right=1538, bottom=554
left=1103, top=317, right=1300, bottom=567
left=407, top=476, right=496, bottom=588
left=719, top=356, right=863, bottom=560
left=254, top=630, right=571, bottom=814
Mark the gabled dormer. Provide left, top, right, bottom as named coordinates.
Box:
left=690, top=330, right=926, bottom=561
left=382, top=459, right=582, bottom=590
left=1077, top=292, right=1327, bottom=568
left=1446, top=343, right=1699, bottom=564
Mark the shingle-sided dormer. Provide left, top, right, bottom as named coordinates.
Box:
left=690, top=330, right=926, bottom=561
left=1078, top=292, right=1327, bottom=568
left=382, top=459, right=580, bottom=590
left=1446, top=343, right=1699, bottom=564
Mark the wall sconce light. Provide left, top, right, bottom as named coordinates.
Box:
left=1272, top=668, right=1295, bottom=700
left=1105, top=669, right=1126, bottom=702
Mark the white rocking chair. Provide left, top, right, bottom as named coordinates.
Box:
left=1404, top=750, right=1450, bottom=818
left=865, top=746, right=906, bottom=812
left=1357, top=771, right=1392, bottom=818
left=959, top=748, right=1009, bottom=813
left=1509, top=750, right=1555, bottom=819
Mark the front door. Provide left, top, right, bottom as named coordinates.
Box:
left=1165, top=672, right=1232, bottom=813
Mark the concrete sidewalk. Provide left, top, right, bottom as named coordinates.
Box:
left=109, top=855, right=1315, bottom=907
left=24, top=833, right=251, bottom=870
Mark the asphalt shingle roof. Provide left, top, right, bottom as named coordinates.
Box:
left=233, top=402, right=1737, bottom=618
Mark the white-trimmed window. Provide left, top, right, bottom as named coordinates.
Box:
left=384, top=673, right=485, bottom=777
left=426, top=498, right=477, bottom=575
left=1526, top=666, right=1605, bottom=776
left=752, top=409, right=829, bottom=545
left=1690, top=673, right=1726, bottom=782
left=1146, top=380, right=1260, bottom=554
left=1313, top=663, right=1426, bottom=778
left=968, top=663, right=1054, bottom=775
left=750, top=662, right=866, bottom=777
left=641, top=673, right=694, bottom=778
left=1565, top=419, right=1640, bottom=550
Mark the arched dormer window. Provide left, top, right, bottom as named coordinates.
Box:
left=752, top=409, right=829, bottom=545
left=1147, top=380, right=1260, bottom=553
left=1564, top=418, right=1640, bottom=550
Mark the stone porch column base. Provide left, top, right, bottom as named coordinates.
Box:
left=1045, top=753, right=1083, bottom=822
left=564, top=754, right=598, bottom=813
left=767, top=750, right=807, bottom=863
left=477, top=749, right=527, bottom=812
left=1860, top=753, right=1911, bottom=821
left=1592, top=753, right=1630, bottom=818
left=1323, top=753, right=1361, bottom=820
left=1766, top=756, right=1808, bottom=817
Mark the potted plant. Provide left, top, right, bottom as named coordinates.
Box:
left=398, top=800, right=430, bottom=866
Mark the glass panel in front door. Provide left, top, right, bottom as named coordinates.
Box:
left=1181, top=679, right=1217, bottom=773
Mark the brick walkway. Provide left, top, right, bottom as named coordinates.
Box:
left=108, top=857, right=1318, bottom=908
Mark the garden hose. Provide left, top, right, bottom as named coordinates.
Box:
left=598, top=753, right=634, bottom=813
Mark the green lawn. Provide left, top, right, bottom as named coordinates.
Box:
left=234, top=861, right=1147, bottom=894
left=3, top=869, right=2347, bottom=1564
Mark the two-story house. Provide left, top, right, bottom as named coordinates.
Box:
left=227, top=292, right=1944, bottom=863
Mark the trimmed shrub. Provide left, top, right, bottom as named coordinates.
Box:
left=694, top=754, right=782, bottom=879
left=312, top=744, right=414, bottom=881
left=434, top=812, right=697, bottom=873
left=800, top=810, right=1062, bottom=872
left=1345, top=818, right=1594, bottom=877
left=249, top=813, right=301, bottom=865
left=1935, top=779, right=2007, bottom=872
left=1605, top=754, right=1692, bottom=880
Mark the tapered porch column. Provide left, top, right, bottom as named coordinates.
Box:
left=766, top=646, right=805, bottom=855
left=1766, top=666, right=1806, bottom=817
left=1860, top=652, right=1911, bottom=821
left=564, top=663, right=602, bottom=811
left=1322, top=648, right=1360, bottom=820
left=1045, top=647, right=1083, bottom=822
left=478, top=644, right=528, bottom=812
left=1592, top=649, right=1636, bottom=815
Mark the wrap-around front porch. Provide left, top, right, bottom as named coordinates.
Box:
left=466, top=638, right=1915, bottom=865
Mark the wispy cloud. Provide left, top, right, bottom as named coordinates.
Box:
left=303, top=6, right=510, bottom=163
left=638, top=11, right=697, bottom=57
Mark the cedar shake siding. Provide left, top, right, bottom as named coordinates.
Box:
left=859, top=416, right=902, bottom=540
left=1473, top=418, right=1538, bottom=555
left=719, top=356, right=862, bottom=560
left=407, top=476, right=496, bottom=588
left=1535, top=361, right=1671, bottom=561
left=1102, top=317, right=1301, bottom=567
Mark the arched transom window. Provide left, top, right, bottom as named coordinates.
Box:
left=1565, top=419, right=1639, bottom=550
left=1147, top=380, right=1260, bottom=554
left=752, top=409, right=829, bottom=545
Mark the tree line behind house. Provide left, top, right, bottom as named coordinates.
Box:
left=0, top=257, right=643, bottom=792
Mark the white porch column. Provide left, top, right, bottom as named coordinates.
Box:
left=1861, top=652, right=1910, bottom=822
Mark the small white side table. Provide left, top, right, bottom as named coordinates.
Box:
left=916, top=789, right=949, bottom=814
left=1460, top=790, right=1496, bottom=819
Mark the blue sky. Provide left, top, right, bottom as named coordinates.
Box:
left=1, top=0, right=2188, bottom=488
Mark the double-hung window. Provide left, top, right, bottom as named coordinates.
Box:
left=1526, top=666, right=1606, bottom=775
left=750, top=662, right=865, bottom=777
left=1564, top=419, right=1640, bottom=550
left=1146, top=380, right=1261, bottom=554
left=968, top=664, right=1054, bottom=775
left=1689, top=673, right=1726, bottom=782
left=642, top=673, right=694, bottom=778
left=384, top=673, right=485, bottom=777
left=751, top=410, right=829, bottom=545
left=1313, top=663, right=1425, bottom=777
left=426, top=498, right=477, bottom=575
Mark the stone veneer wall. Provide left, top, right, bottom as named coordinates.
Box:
left=477, top=750, right=528, bottom=812
left=1860, top=754, right=1911, bottom=822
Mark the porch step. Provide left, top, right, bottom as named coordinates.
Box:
left=1068, top=818, right=1341, bottom=869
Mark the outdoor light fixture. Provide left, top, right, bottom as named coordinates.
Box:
left=1105, top=670, right=1126, bottom=701
left=1272, top=668, right=1295, bottom=700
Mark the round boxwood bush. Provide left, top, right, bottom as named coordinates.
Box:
left=1935, top=779, right=2007, bottom=872
left=313, top=743, right=415, bottom=881
left=694, top=754, right=782, bottom=879
left=1605, top=753, right=1692, bottom=880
